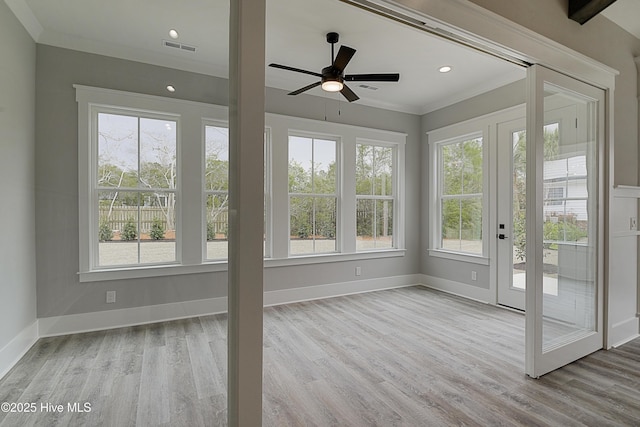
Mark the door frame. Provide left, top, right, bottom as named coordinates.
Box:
left=495, top=116, right=527, bottom=310
left=525, top=64, right=606, bottom=377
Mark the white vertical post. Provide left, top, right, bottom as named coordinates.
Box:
left=228, top=0, right=265, bottom=425
left=525, top=64, right=544, bottom=378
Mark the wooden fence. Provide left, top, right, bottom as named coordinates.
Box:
left=99, top=207, right=228, bottom=233
left=99, top=207, right=168, bottom=233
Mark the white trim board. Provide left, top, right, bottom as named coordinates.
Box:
left=608, top=317, right=640, bottom=349
left=39, top=275, right=421, bottom=338
left=419, top=274, right=493, bottom=304
left=0, top=321, right=39, bottom=380
left=264, top=274, right=421, bottom=307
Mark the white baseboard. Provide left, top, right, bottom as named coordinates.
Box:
left=419, top=274, right=492, bottom=304
left=608, top=317, right=640, bottom=348
left=264, top=274, right=421, bottom=306
left=38, top=274, right=421, bottom=338
left=0, top=321, right=39, bottom=380
left=38, top=296, right=229, bottom=338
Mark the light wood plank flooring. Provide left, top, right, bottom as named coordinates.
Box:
left=1, top=286, right=639, bottom=426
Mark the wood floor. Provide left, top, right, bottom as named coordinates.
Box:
left=1, top=286, right=639, bottom=426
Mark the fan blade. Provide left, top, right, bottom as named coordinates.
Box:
left=344, top=73, right=400, bottom=82
left=333, top=46, right=356, bottom=72
left=288, top=81, right=322, bottom=96
left=269, top=63, right=322, bottom=78
left=340, top=84, right=359, bottom=102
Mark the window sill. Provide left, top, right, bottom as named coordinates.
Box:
left=428, top=249, right=489, bottom=265
left=78, top=249, right=406, bottom=282
left=78, top=262, right=230, bottom=282
left=265, top=249, right=406, bottom=268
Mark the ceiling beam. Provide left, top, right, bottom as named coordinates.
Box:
left=569, top=0, right=618, bottom=25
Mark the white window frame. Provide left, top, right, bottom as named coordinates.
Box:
left=93, top=107, right=181, bottom=268
left=263, top=127, right=273, bottom=259
left=77, top=85, right=229, bottom=282
left=355, top=139, right=400, bottom=251
left=287, top=131, right=341, bottom=256
left=202, top=119, right=230, bottom=262
left=200, top=121, right=272, bottom=262
left=428, top=121, right=489, bottom=264
left=77, top=86, right=406, bottom=282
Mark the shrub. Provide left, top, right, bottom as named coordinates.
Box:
left=99, top=221, right=113, bottom=241
left=122, top=217, right=137, bottom=241
left=297, top=223, right=310, bottom=239
left=207, top=221, right=216, bottom=241
left=543, top=220, right=586, bottom=243
left=150, top=218, right=165, bottom=240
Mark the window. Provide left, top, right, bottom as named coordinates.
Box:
left=355, top=143, right=395, bottom=250
left=203, top=125, right=270, bottom=260
left=435, top=134, right=484, bottom=255
left=96, top=111, right=178, bottom=267
left=288, top=135, right=338, bottom=255
left=204, top=123, right=229, bottom=260
left=78, top=86, right=405, bottom=281
left=545, top=187, right=564, bottom=205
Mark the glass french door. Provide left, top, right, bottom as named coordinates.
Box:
left=497, top=118, right=527, bottom=310
left=525, top=65, right=604, bottom=378
left=497, top=106, right=579, bottom=311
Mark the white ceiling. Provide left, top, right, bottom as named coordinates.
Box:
left=7, top=0, right=531, bottom=114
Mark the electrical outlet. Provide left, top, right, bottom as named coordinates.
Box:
left=355, top=266, right=362, bottom=276
left=631, top=217, right=637, bottom=231
left=471, top=271, right=477, bottom=281
left=106, top=291, right=116, bottom=304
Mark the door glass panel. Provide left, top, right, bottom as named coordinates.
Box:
left=512, top=130, right=527, bottom=292
left=511, top=128, right=558, bottom=297
left=542, top=84, right=597, bottom=351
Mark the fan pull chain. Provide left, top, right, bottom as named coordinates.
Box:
left=324, top=98, right=327, bottom=121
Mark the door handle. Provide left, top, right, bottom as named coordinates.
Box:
left=497, top=234, right=508, bottom=240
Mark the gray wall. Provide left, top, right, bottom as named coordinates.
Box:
left=420, top=79, right=526, bottom=288
left=468, top=0, right=640, bottom=186
left=35, top=45, right=421, bottom=318
left=0, top=3, right=37, bottom=347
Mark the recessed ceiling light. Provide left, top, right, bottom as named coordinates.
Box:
left=169, top=29, right=179, bottom=39
left=439, top=66, right=452, bottom=73
left=166, top=85, right=176, bottom=93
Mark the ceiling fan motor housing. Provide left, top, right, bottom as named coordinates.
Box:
left=322, top=65, right=343, bottom=85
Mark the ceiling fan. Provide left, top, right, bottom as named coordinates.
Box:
left=269, top=32, right=400, bottom=102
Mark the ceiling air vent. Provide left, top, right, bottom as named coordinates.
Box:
left=358, top=84, right=379, bottom=91
left=163, top=40, right=197, bottom=53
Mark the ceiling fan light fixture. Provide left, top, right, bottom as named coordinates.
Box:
left=321, top=79, right=344, bottom=92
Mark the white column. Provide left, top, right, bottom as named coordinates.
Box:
left=228, top=0, right=265, bottom=425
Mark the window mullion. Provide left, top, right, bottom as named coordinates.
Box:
left=137, top=118, right=142, bottom=264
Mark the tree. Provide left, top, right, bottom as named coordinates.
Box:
left=512, top=124, right=563, bottom=260
left=441, top=138, right=483, bottom=243
left=97, top=116, right=178, bottom=235
left=204, top=132, right=230, bottom=237
left=288, top=156, right=337, bottom=239
left=355, top=144, right=393, bottom=240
